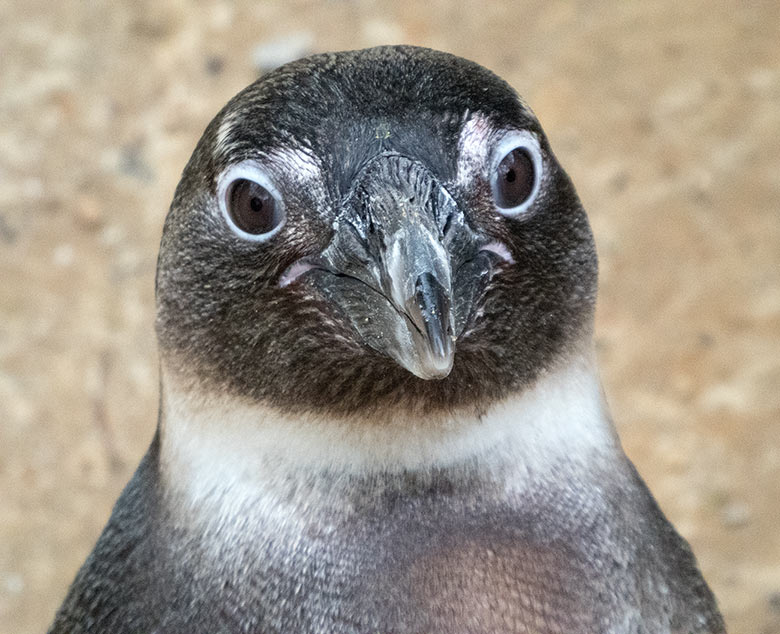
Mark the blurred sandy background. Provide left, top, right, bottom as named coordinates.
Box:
left=1, top=1, right=778, bottom=632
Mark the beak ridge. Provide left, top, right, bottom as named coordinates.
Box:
left=402, top=272, right=454, bottom=379
left=382, top=222, right=455, bottom=379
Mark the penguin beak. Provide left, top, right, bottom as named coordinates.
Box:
left=376, top=219, right=455, bottom=379
left=304, top=153, right=470, bottom=380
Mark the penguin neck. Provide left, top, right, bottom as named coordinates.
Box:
left=157, top=347, right=620, bottom=517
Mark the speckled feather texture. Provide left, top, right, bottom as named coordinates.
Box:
left=49, top=46, right=725, bottom=633
left=49, top=434, right=724, bottom=633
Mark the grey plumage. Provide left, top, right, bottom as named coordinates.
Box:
left=49, top=46, right=726, bottom=633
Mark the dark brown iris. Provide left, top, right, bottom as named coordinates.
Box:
left=493, top=147, right=535, bottom=209
left=227, top=179, right=280, bottom=235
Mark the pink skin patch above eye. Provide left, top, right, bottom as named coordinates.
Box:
left=278, top=260, right=319, bottom=288
left=479, top=241, right=515, bottom=265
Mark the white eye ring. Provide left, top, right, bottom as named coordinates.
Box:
left=490, top=131, right=543, bottom=217
left=217, top=161, right=286, bottom=242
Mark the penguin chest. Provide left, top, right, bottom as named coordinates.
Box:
left=252, top=502, right=613, bottom=634
left=399, top=530, right=601, bottom=631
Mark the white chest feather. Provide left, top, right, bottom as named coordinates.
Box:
left=159, top=352, right=618, bottom=530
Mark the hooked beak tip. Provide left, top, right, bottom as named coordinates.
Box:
left=409, top=343, right=454, bottom=380
left=400, top=272, right=455, bottom=380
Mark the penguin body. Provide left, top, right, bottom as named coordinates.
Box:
left=50, top=46, right=725, bottom=633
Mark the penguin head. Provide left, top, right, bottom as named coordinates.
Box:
left=156, top=46, right=597, bottom=418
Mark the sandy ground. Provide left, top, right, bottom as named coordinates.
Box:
left=1, top=1, right=779, bottom=632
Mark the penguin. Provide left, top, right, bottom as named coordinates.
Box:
left=49, top=45, right=726, bottom=633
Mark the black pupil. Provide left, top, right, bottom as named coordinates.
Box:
left=494, top=147, right=535, bottom=209
left=228, top=179, right=277, bottom=234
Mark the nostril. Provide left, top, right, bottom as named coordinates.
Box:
left=436, top=188, right=458, bottom=238
left=441, top=210, right=454, bottom=238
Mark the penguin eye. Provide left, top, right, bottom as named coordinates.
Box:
left=490, top=133, right=542, bottom=217
left=227, top=179, right=279, bottom=234
left=494, top=148, right=534, bottom=207
left=218, top=162, right=285, bottom=241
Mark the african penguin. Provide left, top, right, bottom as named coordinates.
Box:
left=49, top=46, right=726, bottom=633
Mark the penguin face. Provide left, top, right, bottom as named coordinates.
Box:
left=156, top=46, right=597, bottom=417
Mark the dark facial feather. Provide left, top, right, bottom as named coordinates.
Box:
left=155, top=45, right=598, bottom=418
